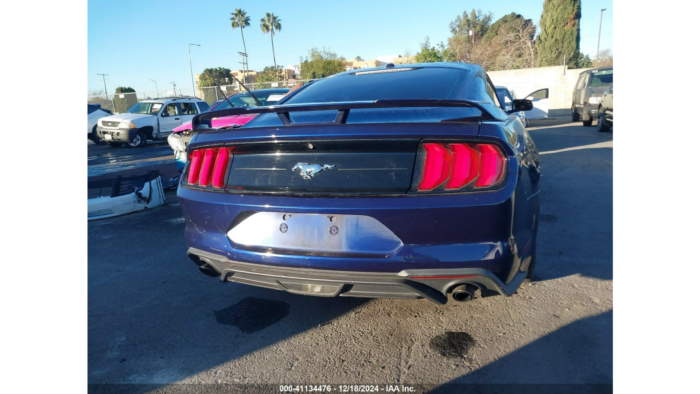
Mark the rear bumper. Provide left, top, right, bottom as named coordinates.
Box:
left=188, top=247, right=527, bottom=304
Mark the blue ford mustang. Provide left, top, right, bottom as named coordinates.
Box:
left=177, top=63, right=541, bottom=304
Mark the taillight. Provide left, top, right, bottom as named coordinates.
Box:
left=446, top=143, right=480, bottom=190
left=416, top=142, right=505, bottom=192
left=185, top=147, right=232, bottom=188
left=418, top=143, right=452, bottom=191
left=187, top=150, right=203, bottom=184
left=211, top=148, right=230, bottom=189
left=198, top=149, right=215, bottom=186
left=475, top=144, right=505, bottom=188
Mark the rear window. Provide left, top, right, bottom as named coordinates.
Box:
left=590, top=69, right=613, bottom=86
left=284, top=67, right=469, bottom=104
left=196, top=102, right=210, bottom=113
left=88, top=104, right=100, bottom=114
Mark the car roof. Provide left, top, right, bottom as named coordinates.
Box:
left=336, top=61, right=482, bottom=75
left=140, top=97, right=206, bottom=104
left=232, top=88, right=290, bottom=96
left=581, top=67, right=613, bottom=74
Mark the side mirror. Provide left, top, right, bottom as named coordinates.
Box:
left=511, top=99, right=533, bottom=112
left=161, top=112, right=169, bottom=117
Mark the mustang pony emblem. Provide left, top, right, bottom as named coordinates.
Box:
left=292, top=163, right=336, bottom=179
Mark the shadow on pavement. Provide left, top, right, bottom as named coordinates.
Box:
left=430, top=311, right=612, bottom=393
left=530, top=124, right=612, bottom=282
left=88, top=198, right=368, bottom=392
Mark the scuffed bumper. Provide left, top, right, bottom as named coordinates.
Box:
left=187, top=247, right=528, bottom=304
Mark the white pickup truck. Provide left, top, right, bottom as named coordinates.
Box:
left=96, top=97, right=210, bottom=147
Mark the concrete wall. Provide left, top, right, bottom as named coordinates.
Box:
left=488, top=65, right=592, bottom=117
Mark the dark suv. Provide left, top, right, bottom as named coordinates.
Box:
left=571, top=67, right=613, bottom=127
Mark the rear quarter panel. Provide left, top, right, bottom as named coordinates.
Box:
left=481, top=117, right=540, bottom=281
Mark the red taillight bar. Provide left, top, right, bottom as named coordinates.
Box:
left=446, top=143, right=480, bottom=190
left=418, top=143, right=452, bottom=191
left=187, top=150, right=203, bottom=184
left=417, top=142, right=506, bottom=192
left=198, top=149, right=215, bottom=187
left=186, top=147, right=233, bottom=188
left=475, top=144, right=505, bottom=188
left=211, top=148, right=230, bottom=189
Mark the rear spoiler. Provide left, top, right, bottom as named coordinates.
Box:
left=191, top=99, right=496, bottom=130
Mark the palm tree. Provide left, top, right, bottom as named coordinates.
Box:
left=230, top=9, right=250, bottom=83
left=260, top=12, right=282, bottom=80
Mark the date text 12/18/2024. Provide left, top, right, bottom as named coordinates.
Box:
left=280, top=385, right=416, bottom=393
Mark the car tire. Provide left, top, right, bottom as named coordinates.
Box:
left=582, top=119, right=593, bottom=127
left=90, top=126, right=105, bottom=145
left=108, top=142, right=123, bottom=148
left=571, top=105, right=580, bottom=122
left=597, top=108, right=611, bottom=132
left=127, top=131, right=147, bottom=148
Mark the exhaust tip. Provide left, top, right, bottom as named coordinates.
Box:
left=451, top=284, right=480, bottom=302
left=189, top=254, right=220, bottom=278
left=198, top=264, right=220, bottom=277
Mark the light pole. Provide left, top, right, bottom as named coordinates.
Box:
left=97, top=73, right=115, bottom=111
left=238, top=51, right=248, bottom=85
left=188, top=44, right=200, bottom=97
left=150, top=79, right=159, bottom=98
left=97, top=73, right=109, bottom=100
left=596, top=9, right=607, bottom=64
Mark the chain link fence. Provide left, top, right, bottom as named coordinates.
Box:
left=88, top=80, right=313, bottom=113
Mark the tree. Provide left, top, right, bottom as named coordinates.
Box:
left=535, top=0, right=582, bottom=68
left=115, top=87, right=135, bottom=93
left=256, top=65, right=284, bottom=83
left=594, top=49, right=613, bottom=67
left=476, top=13, right=538, bottom=71
left=414, top=37, right=455, bottom=63
left=447, top=8, right=493, bottom=63
left=260, top=12, right=282, bottom=79
left=230, top=9, right=251, bottom=80
left=300, top=47, right=346, bottom=80
left=198, top=67, right=233, bottom=87
left=449, top=9, right=493, bottom=39
left=484, top=13, right=528, bottom=41
left=574, top=53, right=593, bottom=68
left=355, top=56, right=363, bottom=61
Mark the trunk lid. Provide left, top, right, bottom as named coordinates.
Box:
left=188, top=122, right=481, bottom=195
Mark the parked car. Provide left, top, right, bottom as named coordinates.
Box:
left=572, top=67, right=613, bottom=126
left=88, top=104, right=112, bottom=144
left=96, top=97, right=210, bottom=147
left=168, top=89, right=290, bottom=174
left=172, top=89, right=290, bottom=133
left=177, top=63, right=541, bottom=305
left=597, top=85, right=613, bottom=132
left=523, top=88, right=549, bottom=120
left=495, top=86, right=528, bottom=127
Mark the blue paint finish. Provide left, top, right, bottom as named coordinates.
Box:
left=177, top=63, right=541, bottom=294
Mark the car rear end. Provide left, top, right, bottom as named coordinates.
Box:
left=177, top=64, right=539, bottom=304
left=585, top=68, right=613, bottom=120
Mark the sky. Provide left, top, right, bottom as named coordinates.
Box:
left=88, top=0, right=613, bottom=95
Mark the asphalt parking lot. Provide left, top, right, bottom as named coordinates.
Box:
left=88, top=120, right=612, bottom=392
